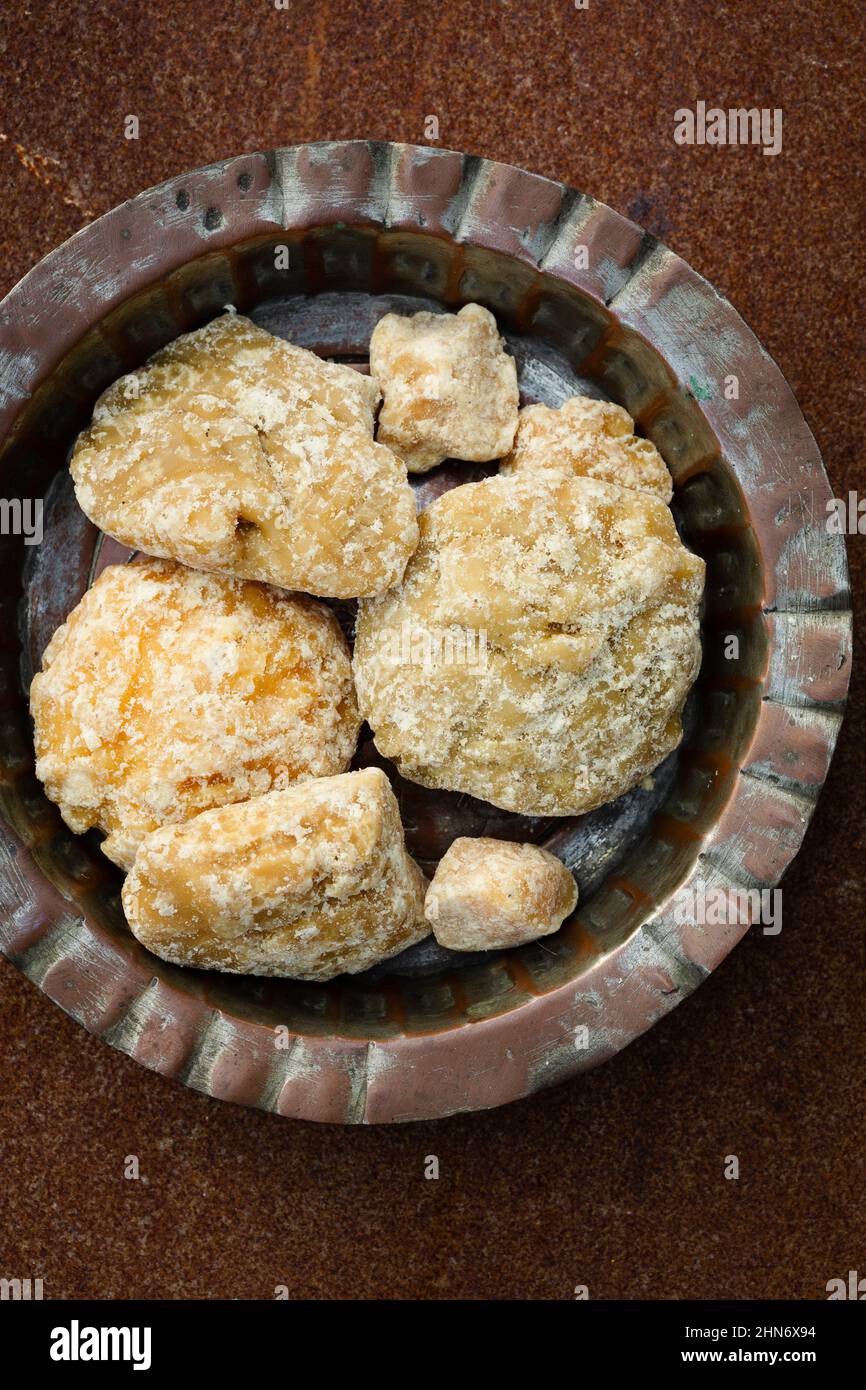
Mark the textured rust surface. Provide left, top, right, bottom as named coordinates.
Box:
left=0, top=0, right=863, bottom=1300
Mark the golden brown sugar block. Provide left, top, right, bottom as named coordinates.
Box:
left=122, top=769, right=430, bottom=980
left=71, top=312, right=419, bottom=598
left=354, top=473, right=704, bottom=817
left=425, top=837, right=578, bottom=950
left=369, top=303, right=519, bottom=472
left=499, top=395, right=673, bottom=502
left=30, top=557, right=361, bottom=870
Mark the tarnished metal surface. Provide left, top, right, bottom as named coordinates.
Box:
left=0, top=141, right=851, bottom=1122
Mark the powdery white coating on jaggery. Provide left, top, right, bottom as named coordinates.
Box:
left=370, top=303, right=519, bottom=472
left=30, top=557, right=361, bottom=870
left=122, top=768, right=430, bottom=980
left=499, top=395, right=673, bottom=502
left=425, top=837, right=578, bottom=951
left=354, top=473, right=705, bottom=817
left=70, top=313, right=419, bottom=598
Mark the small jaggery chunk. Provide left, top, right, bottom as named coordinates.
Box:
left=425, top=837, right=578, bottom=951
left=30, top=557, right=361, bottom=870
left=353, top=473, right=704, bottom=816
left=71, top=312, right=418, bottom=598
left=122, top=769, right=430, bottom=980
left=499, top=395, right=673, bottom=502
left=370, top=304, right=519, bottom=472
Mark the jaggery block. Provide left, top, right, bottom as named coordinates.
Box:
left=71, top=312, right=418, bottom=598
left=425, top=837, right=578, bottom=950
left=369, top=304, right=518, bottom=472
left=122, top=768, right=430, bottom=980
left=499, top=395, right=673, bottom=502
left=353, top=472, right=704, bottom=816
left=30, top=557, right=360, bottom=870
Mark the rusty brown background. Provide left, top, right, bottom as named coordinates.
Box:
left=0, top=0, right=863, bottom=1300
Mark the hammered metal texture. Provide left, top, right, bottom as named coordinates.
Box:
left=0, top=142, right=851, bottom=1123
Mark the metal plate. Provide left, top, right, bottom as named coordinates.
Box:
left=0, top=142, right=851, bottom=1122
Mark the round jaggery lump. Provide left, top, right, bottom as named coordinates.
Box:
left=499, top=395, right=673, bottom=502
left=353, top=472, right=705, bottom=817
left=70, top=312, right=419, bottom=598
left=425, top=837, right=578, bottom=950
left=30, top=557, right=361, bottom=870
left=370, top=303, right=519, bottom=472
left=122, top=768, right=430, bottom=980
